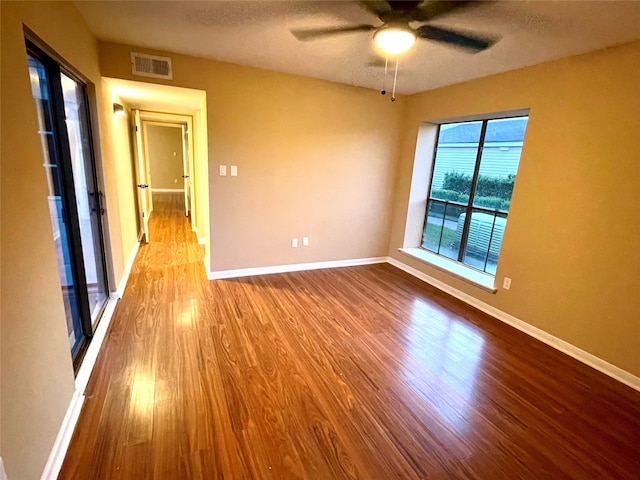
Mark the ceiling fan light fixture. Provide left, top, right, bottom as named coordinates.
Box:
left=374, top=27, right=416, bottom=55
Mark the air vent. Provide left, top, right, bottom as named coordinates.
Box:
left=131, top=52, right=173, bottom=80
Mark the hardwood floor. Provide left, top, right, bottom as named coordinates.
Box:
left=59, top=192, right=640, bottom=479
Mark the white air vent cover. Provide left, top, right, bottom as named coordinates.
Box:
left=131, top=52, right=173, bottom=80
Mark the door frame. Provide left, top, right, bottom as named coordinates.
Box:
left=141, top=120, right=190, bottom=215
left=137, top=111, right=196, bottom=232
left=181, top=125, right=190, bottom=216
left=132, top=109, right=152, bottom=242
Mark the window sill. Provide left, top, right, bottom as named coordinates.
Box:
left=398, top=248, right=497, bottom=293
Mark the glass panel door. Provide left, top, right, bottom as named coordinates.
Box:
left=60, top=73, right=108, bottom=324
left=28, top=54, right=86, bottom=358
left=27, top=41, right=110, bottom=368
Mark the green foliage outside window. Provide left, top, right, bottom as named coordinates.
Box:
left=442, top=172, right=515, bottom=200
left=431, top=188, right=510, bottom=212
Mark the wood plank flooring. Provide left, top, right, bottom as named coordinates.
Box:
left=59, top=192, right=640, bottom=479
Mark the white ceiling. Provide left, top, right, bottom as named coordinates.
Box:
left=77, top=1, right=640, bottom=95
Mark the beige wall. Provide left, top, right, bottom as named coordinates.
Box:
left=1, top=2, right=90, bottom=479
left=99, top=42, right=405, bottom=271
left=146, top=124, right=185, bottom=190
left=1, top=6, right=637, bottom=480
left=194, top=105, right=211, bottom=267
left=390, top=41, right=640, bottom=377
left=0, top=2, right=135, bottom=478
left=93, top=79, right=130, bottom=288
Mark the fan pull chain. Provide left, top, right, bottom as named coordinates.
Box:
left=381, top=56, right=388, bottom=95
left=391, top=55, right=399, bottom=102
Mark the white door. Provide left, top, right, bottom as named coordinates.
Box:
left=186, top=119, right=196, bottom=228
left=133, top=110, right=150, bottom=242
left=181, top=125, right=189, bottom=217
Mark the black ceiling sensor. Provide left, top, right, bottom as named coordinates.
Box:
left=291, top=1, right=497, bottom=54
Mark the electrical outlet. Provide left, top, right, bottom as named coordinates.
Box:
left=302, top=236, right=309, bottom=246
left=174, top=178, right=178, bottom=183
left=291, top=238, right=298, bottom=248
left=503, top=277, right=512, bottom=290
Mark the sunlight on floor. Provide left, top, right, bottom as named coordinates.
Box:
left=402, top=297, right=485, bottom=433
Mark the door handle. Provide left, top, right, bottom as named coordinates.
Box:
left=89, top=191, right=106, bottom=215
left=182, top=175, right=189, bottom=179
left=137, top=184, right=149, bottom=189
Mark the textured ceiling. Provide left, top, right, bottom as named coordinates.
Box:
left=76, top=1, right=640, bottom=95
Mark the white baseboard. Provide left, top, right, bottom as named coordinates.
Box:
left=39, top=252, right=639, bottom=480
left=75, top=295, right=118, bottom=393
left=208, top=256, right=388, bottom=280
left=117, top=239, right=140, bottom=298
left=387, top=256, right=640, bottom=393
left=40, top=389, right=85, bottom=480
left=193, top=226, right=204, bottom=244
left=209, top=254, right=639, bottom=390
left=151, top=188, right=184, bottom=193
left=41, top=241, right=139, bottom=479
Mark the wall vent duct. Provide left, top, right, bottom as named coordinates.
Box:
left=131, top=52, right=173, bottom=80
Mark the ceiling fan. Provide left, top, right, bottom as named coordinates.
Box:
left=291, top=1, right=497, bottom=100
left=291, top=1, right=497, bottom=55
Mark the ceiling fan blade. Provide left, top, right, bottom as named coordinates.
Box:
left=412, top=1, right=484, bottom=22
left=387, top=1, right=423, bottom=12
left=416, top=25, right=496, bottom=52
left=359, top=1, right=392, bottom=19
left=291, top=24, right=376, bottom=41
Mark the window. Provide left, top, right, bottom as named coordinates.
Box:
left=27, top=39, right=110, bottom=370
left=422, top=116, right=528, bottom=275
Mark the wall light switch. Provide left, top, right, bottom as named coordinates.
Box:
left=219, top=165, right=227, bottom=176
left=231, top=165, right=238, bottom=176
left=503, top=277, right=512, bottom=290
left=302, top=236, right=309, bottom=246
left=291, top=238, right=299, bottom=248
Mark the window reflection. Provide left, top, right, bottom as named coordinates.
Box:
left=130, top=371, right=156, bottom=420
left=175, top=300, right=196, bottom=328
left=401, top=298, right=485, bottom=433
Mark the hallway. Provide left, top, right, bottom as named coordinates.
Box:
left=58, top=193, right=640, bottom=479
left=60, top=192, right=208, bottom=478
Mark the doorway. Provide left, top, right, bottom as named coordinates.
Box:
left=106, top=77, right=210, bottom=274
left=27, top=40, right=110, bottom=369
left=133, top=110, right=196, bottom=243
left=144, top=122, right=190, bottom=214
